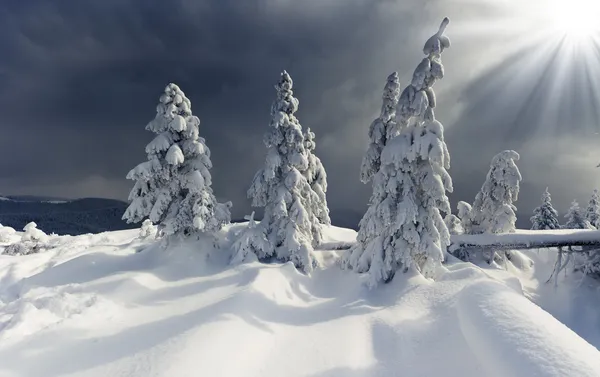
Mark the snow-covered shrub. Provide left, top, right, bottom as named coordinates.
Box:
left=230, top=212, right=270, bottom=264
left=21, top=222, right=48, bottom=243
left=575, top=248, right=600, bottom=280
left=585, top=189, right=600, bottom=229
left=123, top=83, right=231, bottom=237
left=344, top=18, right=453, bottom=285
left=247, top=71, right=323, bottom=273
left=360, top=72, right=400, bottom=184
left=3, top=242, right=36, bottom=256
left=563, top=200, right=593, bottom=229
left=139, top=219, right=156, bottom=239
left=3, top=222, right=49, bottom=256
left=530, top=188, right=560, bottom=230
left=0, top=225, right=16, bottom=243
left=444, top=214, right=463, bottom=235
left=470, top=150, right=521, bottom=234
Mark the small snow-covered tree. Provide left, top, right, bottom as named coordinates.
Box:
left=564, top=200, right=593, bottom=229
left=344, top=18, right=453, bottom=285
left=123, top=83, right=231, bottom=237
left=303, top=127, right=331, bottom=226
left=470, top=150, right=521, bottom=234
left=585, top=189, right=600, bottom=229
left=457, top=201, right=474, bottom=234
left=139, top=219, right=157, bottom=239
left=444, top=214, right=463, bottom=235
left=230, top=212, right=270, bottom=264
left=247, top=71, right=321, bottom=272
left=530, top=188, right=560, bottom=230
left=360, top=72, right=400, bottom=184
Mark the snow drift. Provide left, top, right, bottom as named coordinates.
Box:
left=0, top=225, right=598, bottom=377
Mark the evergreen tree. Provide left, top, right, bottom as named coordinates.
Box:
left=470, top=150, right=521, bottom=234
left=230, top=212, right=271, bottom=264
left=530, top=188, right=560, bottom=230
left=360, top=72, right=400, bottom=184
left=564, top=200, right=593, bottom=229
left=303, top=128, right=331, bottom=226
left=344, top=18, right=453, bottom=285
left=585, top=189, right=600, bottom=229
left=123, top=83, right=231, bottom=236
left=247, top=71, right=321, bottom=272
left=457, top=201, right=474, bottom=234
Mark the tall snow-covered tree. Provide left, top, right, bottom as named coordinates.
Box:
left=344, top=18, right=453, bottom=285
left=530, top=188, right=560, bottom=230
left=303, top=127, right=331, bottom=226
left=247, top=71, right=322, bottom=273
left=123, top=83, right=231, bottom=236
left=470, top=150, right=521, bottom=234
left=564, top=200, right=593, bottom=229
left=360, top=72, right=400, bottom=184
left=585, top=189, right=600, bottom=229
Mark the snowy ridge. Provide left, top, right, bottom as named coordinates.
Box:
left=0, top=226, right=598, bottom=376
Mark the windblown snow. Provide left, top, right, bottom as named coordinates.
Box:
left=0, top=225, right=599, bottom=377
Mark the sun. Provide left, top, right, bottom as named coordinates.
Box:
left=547, top=0, right=600, bottom=39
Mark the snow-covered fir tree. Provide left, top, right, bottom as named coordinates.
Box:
left=360, top=72, right=400, bottom=184
left=564, top=200, right=593, bottom=229
left=344, top=18, right=453, bottom=285
left=457, top=201, right=474, bottom=234
left=470, top=150, right=521, bottom=234
left=247, top=71, right=323, bottom=273
left=444, top=214, right=463, bottom=235
left=303, top=127, right=331, bottom=226
left=123, top=83, right=231, bottom=237
left=585, top=189, right=600, bottom=229
left=530, top=188, right=560, bottom=230
left=230, top=212, right=270, bottom=264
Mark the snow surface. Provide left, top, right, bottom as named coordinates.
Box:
left=0, top=226, right=599, bottom=377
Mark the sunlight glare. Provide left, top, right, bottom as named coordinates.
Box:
left=547, top=0, right=600, bottom=39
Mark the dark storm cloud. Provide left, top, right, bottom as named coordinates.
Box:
left=0, top=0, right=598, bottom=227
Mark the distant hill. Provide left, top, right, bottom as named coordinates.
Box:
left=0, top=196, right=138, bottom=235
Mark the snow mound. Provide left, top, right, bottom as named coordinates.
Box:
left=457, top=280, right=600, bottom=377
left=0, top=285, right=119, bottom=342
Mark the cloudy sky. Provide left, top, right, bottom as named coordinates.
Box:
left=0, top=0, right=599, bottom=228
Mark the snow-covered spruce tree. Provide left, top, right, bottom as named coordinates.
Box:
left=585, top=189, right=600, bottom=229
left=230, top=212, right=271, bottom=264
left=457, top=201, right=474, bottom=234
left=303, top=127, right=331, bottom=227
left=470, top=150, right=521, bottom=234
left=344, top=18, right=453, bottom=285
left=564, top=200, right=593, bottom=229
left=360, top=72, right=401, bottom=184
left=530, top=188, right=560, bottom=230
left=123, top=83, right=231, bottom=237
left=247, top=71, right=322, bottom=273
